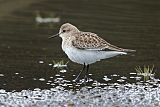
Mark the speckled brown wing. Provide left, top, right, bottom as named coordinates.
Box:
left=72, top=32, right=126, bottom=51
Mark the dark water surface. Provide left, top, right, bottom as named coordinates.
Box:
left=0, top=0, right=159, bottom=91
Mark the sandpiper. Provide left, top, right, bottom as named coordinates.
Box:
left=49, top=23, right=135, bottom=82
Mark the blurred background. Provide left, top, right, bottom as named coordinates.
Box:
left=0, top=0, right=159, bottom=91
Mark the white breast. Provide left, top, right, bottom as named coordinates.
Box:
left=62, top=42, right=126, bottom=65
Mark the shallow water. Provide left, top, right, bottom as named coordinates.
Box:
left=0, top=0, right=159, bottom=91
left=0, top=0, right=160, bottom=106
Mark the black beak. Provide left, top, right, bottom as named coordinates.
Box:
left=48, top=33, right=59, bottom=39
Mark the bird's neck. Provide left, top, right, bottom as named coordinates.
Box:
left=61, top=35, right=72, bottom=48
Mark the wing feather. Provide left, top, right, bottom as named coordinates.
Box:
left=72, top=32, right=128, bottom=51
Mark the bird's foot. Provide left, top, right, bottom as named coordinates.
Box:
left=73, top=76, right=80, bottom=83
left=84, top=75, right=89, bottom=84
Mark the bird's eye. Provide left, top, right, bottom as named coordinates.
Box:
left=63, top=30, right=66, bottom=32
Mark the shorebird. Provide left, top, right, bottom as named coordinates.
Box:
left=49, top=23, right=135, bottom=82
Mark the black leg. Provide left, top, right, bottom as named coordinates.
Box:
left=84, top=64, right=89, bottom=82
left=74, top=63, right=86, bottom=81
left=86, top=65, right=89, bottom=76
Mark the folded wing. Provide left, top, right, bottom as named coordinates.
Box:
left=72, top=32, right=135, bottom=52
